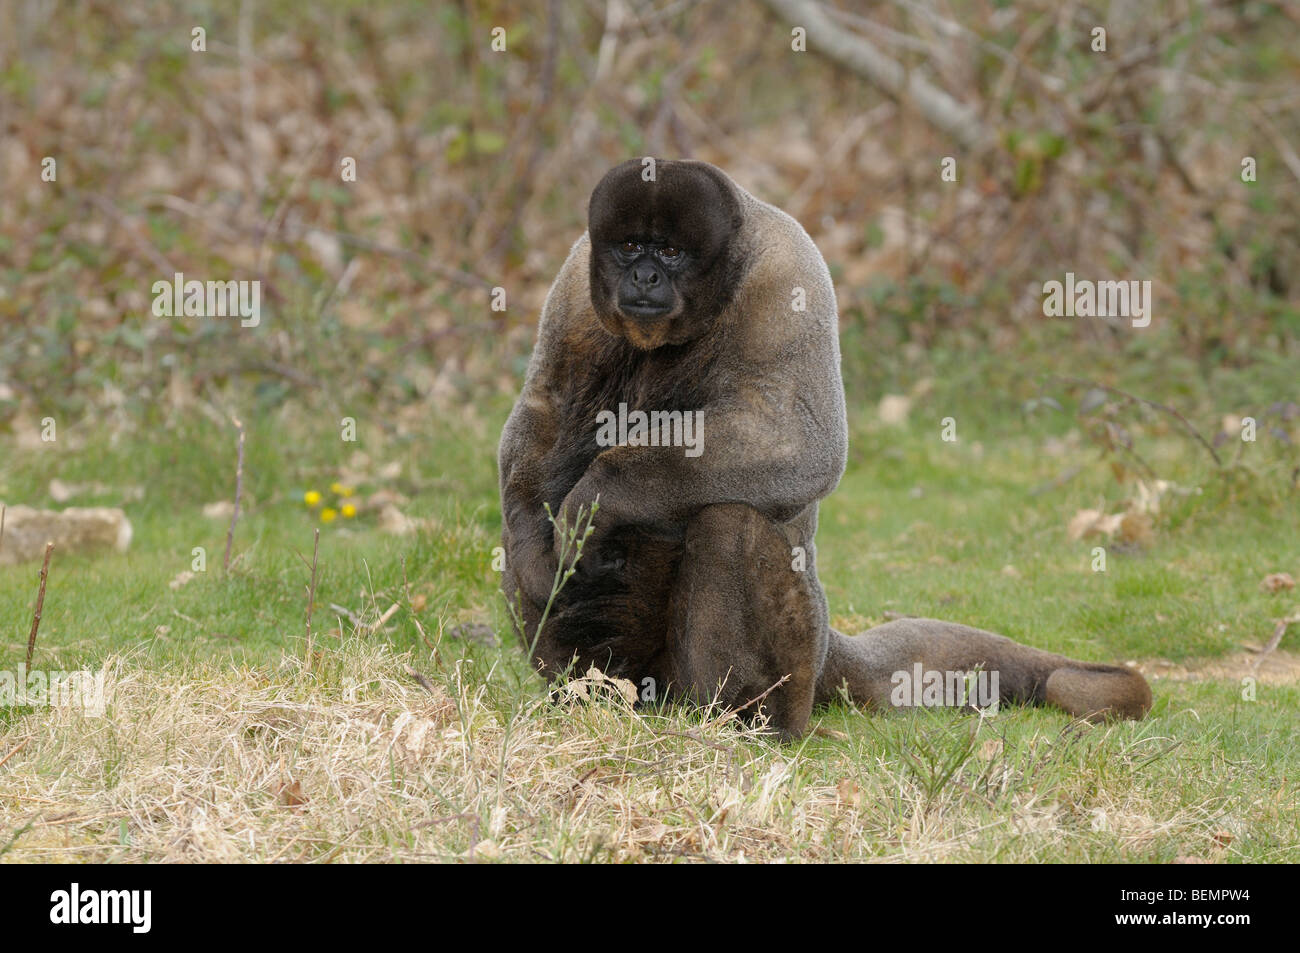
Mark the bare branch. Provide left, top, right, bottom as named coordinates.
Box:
left=759, top=0, right=989, bottom=148
left=223, top=417, right=246, bottom=573
left=26, top=542, right=53, bottom=668
left=305, top=528, right=321, bottom=670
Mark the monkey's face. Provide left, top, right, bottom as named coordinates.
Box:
left=587, top=159, right=744, bottom=350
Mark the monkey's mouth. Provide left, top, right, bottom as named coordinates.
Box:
left=620, top=300, right=673, bottom=320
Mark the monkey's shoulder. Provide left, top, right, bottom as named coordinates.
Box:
left=726, top=195, right=838, bottom=357
left=532, top=233, right=604, bottom=348
left=740, top=195, right=834, bottom=300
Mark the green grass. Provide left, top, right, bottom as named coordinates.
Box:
left=1, top=395, right=1297, bottom=862
left=0, top=405, right=503, bottom=669
left=821, top=423, right=1299, bottom=664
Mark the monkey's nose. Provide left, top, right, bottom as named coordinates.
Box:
left=631, top=265, right=660, bottom=287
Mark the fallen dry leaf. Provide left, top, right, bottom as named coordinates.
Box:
left=1067, top=508, right=1123, bottom=541
left=1260, top=572, right=1296, bottom=593
left=877, top=394, right=911, bottom=426
left=836, top=778, right=862, bottom=807
left=378, top=504, right=414, bottom=535
left=366, top=489, right=409, bottom=509
left=1119, top=511, right=1154, bottom=546
left=276, top=779, right=307, bottom=809
left=561, top=667, right=639, bottom=705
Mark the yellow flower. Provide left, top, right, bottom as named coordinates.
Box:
left=341, top=503, right=357, bottom=519
left=304, top=490, right=322, bottom=508
left=330, top=482, right=355, bottom=497
left=320, top=507, right=338, bottom=523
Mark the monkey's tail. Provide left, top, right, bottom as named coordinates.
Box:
left=816, top=618, right=1151, bottom=721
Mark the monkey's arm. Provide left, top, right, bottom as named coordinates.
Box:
left=560, top=342, right=847, bottom=537
left=499, top=395, right=564, bottom=607
left=500, top=236, right=602, bottom=604
left=499, top=319, right=571, bottom=606
left=561, top=205, right=847, bottom=535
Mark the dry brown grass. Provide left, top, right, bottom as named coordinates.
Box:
left=0, top=638, right=1236, bottom=863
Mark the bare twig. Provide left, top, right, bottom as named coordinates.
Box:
left=26, top=542, right=53, bottom=668
left=726, top=673, right=793, bottom=719
left=1111, top=436, right=1160, bottom=482
left=223, top=416, right=246, bottom=573
left=81, top=192, right=178, bottom=276
left=518, top=501, right=599, bottom=665
left=328, top=603, right=364, bottom=629
left=485, top=0, right=561, bottom=269
left=1029, top=465, right=1083, bottom=497
left=142, top=196, right=493, bottom=291
left=256, top=130, right=328, bottom=274
left=0, top=738, right=30, bottom=771
left=403, top=665, right=437, bottom=695
left=32, top=811, right=131, bottom=829
left=317, top=257, right=361, bottom=322
left=305, top=528, right=320, bottom=667
left=367, top=603, right=400, bottom=636
left=1251, top=614, right=1300, bottom=675
left=237, top=0, right=264, bottom=195
left=230, top=360, right=319, bottom=390
left=712, top=670, right=790, bottom=733
left=654, top=729, right=733, bottom=753
left=1244, top=101, right=1300, bottom=186
left=1054, top=377, right=1223, bottom=466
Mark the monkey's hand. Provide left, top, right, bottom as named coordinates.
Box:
left=512, top=532, right=561, bottom=608
left=554, top=484, right=616, bottom=578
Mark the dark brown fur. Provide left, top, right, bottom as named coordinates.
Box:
left=499, top=159, right=1152, bottom=737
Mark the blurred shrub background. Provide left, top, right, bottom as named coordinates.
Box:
left=1, top=0, right=1297, bottom=435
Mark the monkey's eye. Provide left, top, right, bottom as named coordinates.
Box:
left=619, top=242, right=643, bottom=255
left=658, top=246, right=682, bottom=261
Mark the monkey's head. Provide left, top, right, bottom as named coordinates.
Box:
left=587, top=159, right=745, bottom=350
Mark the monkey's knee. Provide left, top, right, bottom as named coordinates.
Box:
left=671, top=503, right=822, bottom=740
left=1044, top=666, right=1152, bottom=722
left=684, top=503, right=789, bottom=564
left=686, top=502, right=768, bottom=534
